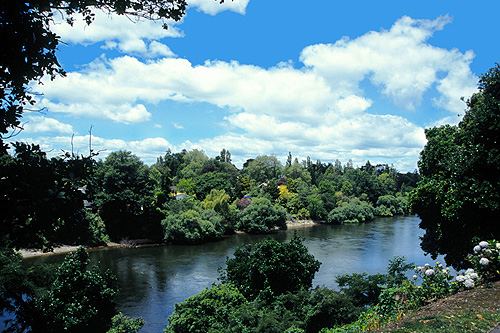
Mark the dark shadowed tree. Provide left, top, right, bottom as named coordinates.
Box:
left=410, top=63, right=500, bottom=268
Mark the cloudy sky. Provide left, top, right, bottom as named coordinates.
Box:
left=11, top=0, right=500, bottom=171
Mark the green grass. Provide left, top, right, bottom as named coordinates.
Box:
left=392, top=309, right=500, bottom=332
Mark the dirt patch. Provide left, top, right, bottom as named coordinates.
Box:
left=17, top=240, right=158, bottom=259
left=286, top=219, right=324, bottom=229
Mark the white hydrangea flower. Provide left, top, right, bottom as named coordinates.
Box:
left=456, top=275, right=466, bottom=282
left=496, top=243, right=500, bottom=250
left=465, top=268, right=475, bottom=274
left=474, top=245, right=482, bottom=253
left=464, top=279, right=475, bottom=288
left=425, top=263, right=430, bottom=267
left=425, top=269, right=435, bottom=276
left=479, top=241, right=489, bottom=248
left=480, top=258, right=490, bottom=266
left=469, top=273, right=479, bottom=279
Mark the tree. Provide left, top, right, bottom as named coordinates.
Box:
left=236, top=197, right=287, bottom=233
left=410, top=63, right=500, bottom=268
left=1, top=0, right=189, bottom=151
left=95, top=150, right=161, bottom=240
left=165, top=284, right=246, bottom=333
left=0, top=143, right=96, bottom=249
left=221, top=234, right=321, bottom=300
left=242, top=155, right=282, bottom=184
left=27, top=247, right=118, bottom=332
left=162, top=209, right=225, bottom=244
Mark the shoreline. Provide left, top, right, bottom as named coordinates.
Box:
left=19, top=220, right=323, bottom=259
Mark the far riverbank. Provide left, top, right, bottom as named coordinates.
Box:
left=19, top=220, right=325, bottom=259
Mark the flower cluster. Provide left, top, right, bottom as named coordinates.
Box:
left=467, top=239, right=500, bottom=282
left=413, top=262, right=453, bottom=301
left=455, top=268, right=479, bottom=289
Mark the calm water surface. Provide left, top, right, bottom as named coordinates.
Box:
left=26, top=215, right=441, bottom=332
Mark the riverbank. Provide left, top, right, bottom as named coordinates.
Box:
left=376, top=280, right=500, bottom=332
left=286, top=219, right=323, bottom=229
left=20, top=220, right=324, bottom=258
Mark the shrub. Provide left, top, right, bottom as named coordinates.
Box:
left=468, top=239, right=500, bottom=282
left=326, top=200, right=374, bottom=224
left=236, top=197, right=287, bottom=233
left=162, top=209, right=225, bottom=244
left=221, top=235, right=321, bottom=300
left=165, top=284, right=246, bottom=333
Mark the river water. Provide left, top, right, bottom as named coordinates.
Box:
left=25, top=215, right=442, bottom=332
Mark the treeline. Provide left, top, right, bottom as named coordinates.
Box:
left=0, top=144, right=419, bottom=249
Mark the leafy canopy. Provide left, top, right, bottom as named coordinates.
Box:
left=410, top=63, right=500, bottom=268
left=221, top=234, right=321, bottom=300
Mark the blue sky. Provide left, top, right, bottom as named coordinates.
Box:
left=11, top=0, right=500, bottom=171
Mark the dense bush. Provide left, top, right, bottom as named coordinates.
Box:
left=165, top=283, right=247, bottom=333
left=28, top=247, right=118, bottom=332
left=221, top=235, right=321, bottom=300
left=162, top=208, right=225, bottom=244
left=236, top=197, right=287, bottom=233
left=304, top=288, right=360, bottom=333
left=326, top=200, right=375, bottom=224
left=335, top=272, right=387, bottom=307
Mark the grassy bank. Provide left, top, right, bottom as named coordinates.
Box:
left=376, top=281, right=500, bottom=332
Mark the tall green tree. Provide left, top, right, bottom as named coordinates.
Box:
left=410, top=63, right=500, bottom=268
left=1, top=0, right=188, bottom=151
left=242, top=155, right=282, bottom=184
left=95, top=150, right=161, bottom=240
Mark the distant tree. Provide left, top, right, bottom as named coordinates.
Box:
left=243, top=155, right=282, bottom=184
left=284, top=160, right=312, bottom=184
left=193, top=171, right=234, bottom=200
left=410, top=63, right=500, bottom=268
left=221, top=235, right=321, bottom=299
left=162, top=209, right=225, bottom=244
left=178, top=149, right=208, bottom=179
left=216, top=148, right=232, bottom=163
left=236, top=197, right=286, bottom=233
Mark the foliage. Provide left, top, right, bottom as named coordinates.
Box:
left=467, top=240, right=500, bottom=282
left=236, top=197, right=287, bottom=233
left=1, top=0, right=188, bottom=150
left=374, top=194, right=408, bottom=217
left=243, top=155, right=282, bottom=184
left=165, top=283, right=246, bottom=333
left=411, top=262, right=454, bottom=303
left=95, top=150, right=162, bottom=241
left=26, top=247, right=118, bottom=332
left=107, top=313, right=145, bottom=333
left=221, top=234, right=321, bottom=300
left=335, top=272, right=387, bottom=307
left=410, top=64, right=500, bottom=269
left=193, top=171, right=235, bottom=200
left=162, top=209, right=225, bottom=244
left=0, top=143, right=96, bottom=250
left=304, top=288, right=360, bottom=333
left=326, top=200, right=375, bottom=224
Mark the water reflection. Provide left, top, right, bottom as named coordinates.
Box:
left=25, top=215, right=441, bottom=332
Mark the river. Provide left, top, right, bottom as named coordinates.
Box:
left=24, top=215, right=442, bottom=332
